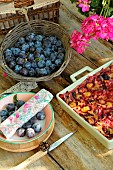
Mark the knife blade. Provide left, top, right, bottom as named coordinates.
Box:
left=49, top=131, right=76, bottom=152
left=9, top=131, right=77, bottom=170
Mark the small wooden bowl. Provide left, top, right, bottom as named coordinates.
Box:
left=0, top=92, right=54, bottom=152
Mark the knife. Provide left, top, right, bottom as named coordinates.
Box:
left=9, top=131, right=77, bottom=170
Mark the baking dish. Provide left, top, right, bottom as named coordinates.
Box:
left=56, top=60, right=113, bottom=149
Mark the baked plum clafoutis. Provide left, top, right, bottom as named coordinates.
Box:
left=59, top=64, right=113, bottom=139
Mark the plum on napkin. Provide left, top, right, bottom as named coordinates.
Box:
left=0, top=89, right=53, bottom=139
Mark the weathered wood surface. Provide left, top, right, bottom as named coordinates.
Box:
left=0, top=0, right=113, bottom=170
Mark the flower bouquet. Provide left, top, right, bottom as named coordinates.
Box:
left=70, top=0, right=113, bottom=17
left=70, top=0, right=113, bottom=54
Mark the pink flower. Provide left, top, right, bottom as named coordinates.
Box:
left=70, top=14, right=113, bottom=54
left=81, top=14, right=113, bottom=41
left=16, top=113, right=20, bottom=118
left=82, top=14, right=100, bottom=40
left=23, top=103, right=31, bottom=113
left=34, top=95, right=39, bottom=99
left=107, top=18, right=113, bottom=41
left=9, top=116, right=13, bottom=123
left=77, top=0, right=91, bottom=12
left=70, top=30, right=90, bottom=54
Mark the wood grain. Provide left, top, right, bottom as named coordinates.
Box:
left=9, top=151, right=48, bottom=170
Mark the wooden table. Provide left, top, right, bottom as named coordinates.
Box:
left=0, top=1, right=113, bottom=170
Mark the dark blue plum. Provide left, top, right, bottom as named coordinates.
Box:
left=0, top=109, right=8, bottom=116
left=45, top=57, right=50, bottom=62
left=16, top=57, right=25, bottom=65
left=35, top=41, right=42, bottom=48
left=43, top=48, right=52, bottom=56
left=56, top=40, right=62, bottom=47
left=49, top=36, right=57, bottom=44
left=31, top=60, right=37, bottom=68
left=39, top=54, right=45, bottom=61
left=20, top=68, right=28, bottom=76
left=35, top=34, right=44, bottom=41
left=29, top=68, right=36, bottom=76
left=26, top=128, right=35, bottom=138
left=6, top=103, right=15, bottom=111
left=52, top=38, right=58, bottom=45
left=29, top=46, right=36, bottom=53
left=21, top=43, right=29, bottom=52
left=11, top=47, right=21, bottom=56
left=27, top=53, right=34, bottom=61
left=36, top=111, right=45, bottom=120
left=16, top=128, right=26, bottom=137
left=51, top=45, right=57, bottom=51
left=26, top=32, right=36, bottom=42
left=1, top=116, right=7, bottom=123
left=50, top=53, right=57, bottom=62
left=5, top=56, right=15, bottom=63
left=23, top=121, right=32, bottom=129
left=34, top=51, right=40, bottom=59
left=4, top=49, right=12, bottom=58
left=57, top=53, right=64, bottom=61
left=32, top=123, right=41, bottom=133
left=23, top=61, right=32, bottom=70
left=28, top=42, right=35, bottom=47
left=39, top=68, right=48, bottom=76
left=35, top=68, right=40, bottom=76
left=45, top=67, right=51, bottom=75
left=46, top=60, right=52, bottom=67
left=36, top=47, right=43, bottom=54
left=55, top=59, right=62, bottom=67
left=37, top=60, right=46, bottom=68
left=9, top=60, right=16, bottom=68
left=14, top=41, right=21, bottom=48
left=19, top=51, right=26, bottom=59
left=58, top=47, right=65, bottom=53
left=43, top=39, right=51, bottom=48
left=16, top=100, right=25, bottom=108
left=14, top=65, right=22, bottom=73
left=30, top=116, right=37, bottom=124
left=50, top=64, right=56, bottom=71
left=18, top=37, right=25, bottom=45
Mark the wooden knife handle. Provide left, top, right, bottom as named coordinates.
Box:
left=0, top=0, right=13, bottom=2
left=9, top=150, right=47, bottom=170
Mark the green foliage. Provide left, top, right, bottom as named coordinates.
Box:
left=70, top=0, right=75, bottom=3
left=70, top=0, right=113, bottom=17
left=107, top=7, right=113, bottom=17
left=13, top=94, right=18, bottom=104
left=90, top=0, right=100, bottom=8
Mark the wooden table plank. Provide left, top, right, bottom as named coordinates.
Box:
left=0, top=147, right=62, bottom=170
